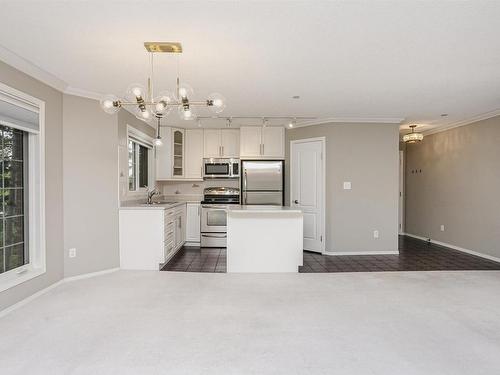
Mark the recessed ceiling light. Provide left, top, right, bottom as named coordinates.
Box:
left=292, top=95, right=300, bottom=99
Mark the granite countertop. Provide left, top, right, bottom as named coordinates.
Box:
left=226, top=205, right=302, bottom=214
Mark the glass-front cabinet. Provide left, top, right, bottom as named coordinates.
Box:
left=172, top=128, right=184, bottom=177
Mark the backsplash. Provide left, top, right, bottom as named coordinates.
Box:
left=158, top=179, right=240, bottom=196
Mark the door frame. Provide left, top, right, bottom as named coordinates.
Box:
left=290, top=137, right=326, bottom=253
left=399, top=150, right=405, bottom=234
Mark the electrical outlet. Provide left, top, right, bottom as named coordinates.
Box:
left=343, top=181, right=352, bottom=190
left=69, top=248, right=76, bottom=258
left=440, top=225, right=445, bottom=232
left=373, top=230, right=379, bottom=239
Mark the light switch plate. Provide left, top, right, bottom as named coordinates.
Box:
left=69, top=248, right=76, bottom=258
left=373, top=230, right=379, bottom=239
left=343, top=181, right=352, bottom=190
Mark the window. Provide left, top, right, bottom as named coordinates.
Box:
left=0, top=125, right=28, bottom=274
left=0, top=82, right=45, bottom=292
left=128, top=130, right=153, bottom=192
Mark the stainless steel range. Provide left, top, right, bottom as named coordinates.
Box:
left=201, top=187, right=240, bottom=247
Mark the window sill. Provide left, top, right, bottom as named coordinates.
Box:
left=0, top=265, right=46, bottom=293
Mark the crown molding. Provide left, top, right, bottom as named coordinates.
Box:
left=0, top=44, right=68, bottom=92
left=422, top=108, right=500, bottom=136
left=64, top=86, right=102, bottom=101
left=295, top=116, right=405, bottom=128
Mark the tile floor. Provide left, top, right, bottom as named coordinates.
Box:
left=161, top=235, right=500, bottom=273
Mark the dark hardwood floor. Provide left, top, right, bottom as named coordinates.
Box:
left=161, top=235, right=500, bottom=273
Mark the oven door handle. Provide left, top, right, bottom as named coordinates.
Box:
left=202, top=205, right=229, bottom=209
left=201, top=233, right=227, bottom=238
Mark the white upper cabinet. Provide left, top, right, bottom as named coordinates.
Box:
left=172, top=128, right=185, bottom=177
left=156, top=127, right=203, bottom=181
left=240, top=126, right=285, bottom=158
left=220, top=129, right=240, bottom=157
left=262, top=127, right=284, bottom=158
left=203, top=129, right=221, bottom=158
left=184, top=129, right=204, bottom=179
left=240, top=127, right=262, bottom=157
left=203, top=129, right=240, bottom=158
left=156, top=126, right=173, bottom=180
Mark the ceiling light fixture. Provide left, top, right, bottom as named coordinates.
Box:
left=100, top=42, right=226, bottom=122
left=403, top=125, right=424, bottom=144
left=288, top=118, right=296, bottom=128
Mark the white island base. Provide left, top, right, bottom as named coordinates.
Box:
left=226, top=206, right=303, bottom=273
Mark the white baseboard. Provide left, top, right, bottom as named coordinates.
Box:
left=184, top=242, right=201, bottom=247
left=64, top=267, right=120, bottom=283
left=404, top=233, right=500, bottom=263
left=0, top=267, right=120, bottom=319
left=323, top=251, right=399, bottom=256
left=0, top=279, right=65, bottom=319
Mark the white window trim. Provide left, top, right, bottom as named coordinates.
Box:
left=0, top=82, right=46, bottom=292
left=126, top=125, right=154, bottom=196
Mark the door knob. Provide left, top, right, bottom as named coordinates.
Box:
left=294, top=200, right=299, bottom=204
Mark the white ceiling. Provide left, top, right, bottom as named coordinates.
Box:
left=1, top=1, right=500, bottom=133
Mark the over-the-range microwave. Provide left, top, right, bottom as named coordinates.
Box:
left=203, top=158, right=240, bottom=179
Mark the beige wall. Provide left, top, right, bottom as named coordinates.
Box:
left=405, top=115, right=500, bottom=258
left=0, top=61, right=64, bottom=310
left=62, top=95, right=120, bottom=277
left=286, top=123, right=400, bottom=253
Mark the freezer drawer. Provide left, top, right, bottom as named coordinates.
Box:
left=242, top=160, right=283, bottom=191
left=243, top=191, right=283, bottom=205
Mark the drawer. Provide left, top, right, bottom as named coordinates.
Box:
left=165, top=231, right=174, bottom=244
left=164, top=241, right=174, bottom=255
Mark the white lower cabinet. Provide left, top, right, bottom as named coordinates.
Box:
left=119, top=204, right=186, bottom=270
left=185, top=203, right=201, bottom=243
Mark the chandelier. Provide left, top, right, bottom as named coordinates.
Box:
left=403, top=124, right=424, bottom=143
left=99, top=42, right=226, bottom=124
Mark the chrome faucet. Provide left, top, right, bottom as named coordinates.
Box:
left=146, top=187, right=160, bottom=205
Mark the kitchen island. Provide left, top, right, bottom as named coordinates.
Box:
left=226, top=205, right=303, bottom=272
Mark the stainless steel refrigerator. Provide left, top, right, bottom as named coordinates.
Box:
left=241, top=160, right=284, bottom=205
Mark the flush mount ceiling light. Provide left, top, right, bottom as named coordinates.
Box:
left=403, top=125, right=424, bottom=144
left=100, top=42, right=226, bottom=122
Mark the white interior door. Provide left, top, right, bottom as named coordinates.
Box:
left=291, top=138, right=325, bottom=253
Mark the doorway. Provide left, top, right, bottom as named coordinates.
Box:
left=290, top=137, right=326, bottom=253
left=399, top=150, right=404, bottom=234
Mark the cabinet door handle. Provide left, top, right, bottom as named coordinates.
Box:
left=262, top=143, right=264, bottom=155
left=221, top=145, right=224, bottom=156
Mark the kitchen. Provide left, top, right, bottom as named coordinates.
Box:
left=119, top=124, right=304, bottom=273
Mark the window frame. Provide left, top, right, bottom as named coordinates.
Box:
left=127, top=126, right=154, bottom=195
left=0, top=82, right=46, bottom=292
